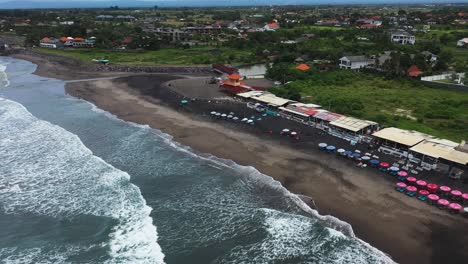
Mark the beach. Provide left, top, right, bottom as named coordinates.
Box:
left=14, top=54, right=468, bottom=264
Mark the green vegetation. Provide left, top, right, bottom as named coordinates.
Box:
left=35, top=46, right=255, bottom=66
left=269, top=70, right=468, bottom=141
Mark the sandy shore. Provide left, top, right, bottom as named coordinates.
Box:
left=14, top=55, right=468, bottom=264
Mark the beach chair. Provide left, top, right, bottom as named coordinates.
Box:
left=417, top=195, right=428, bottom=201
left=406, top=191, right=417, bottom=197
left=396, top=187, right=405, bottom=192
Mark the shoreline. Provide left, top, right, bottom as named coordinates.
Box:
left=11, top=54, right=468, bottom=264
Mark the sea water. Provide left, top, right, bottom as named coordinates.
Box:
left=0, top=57, right=394, bottom=264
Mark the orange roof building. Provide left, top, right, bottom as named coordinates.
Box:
left=41, top=37, right=50, bottom=41
left=74, top=37, right=84, bottom=42
left=60, top=37, right=68, bottom=42
left=296, top=64, right=310, bottom=71
left=408, top=65, right=423, bottom=77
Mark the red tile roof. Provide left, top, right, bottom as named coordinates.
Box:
left=266, top=23, right=280, bottom=29
left=408, top=65, right=423, bottom=77
left=228, top=73, right=241, bottom=80
left=296, top=64, right=310, bottom=71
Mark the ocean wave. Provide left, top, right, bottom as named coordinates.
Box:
left=80, top=98, right=394, bottom=263
left=0, top=61, right=11, bottom=88
left=0, top=98, right=165, bottom=263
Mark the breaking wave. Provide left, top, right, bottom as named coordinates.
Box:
left=0, top=98, right=165, bottom=263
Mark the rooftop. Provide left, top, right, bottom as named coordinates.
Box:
left=329, top=116, right=377, bottom=132
left=410, top=140, right=468, bottom=166
left=372, top=127, right=428, bottom=147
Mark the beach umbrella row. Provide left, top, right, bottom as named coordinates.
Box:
left=211, top=111, right=260, bottom=125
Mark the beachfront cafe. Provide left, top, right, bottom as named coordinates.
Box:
left=278, top=103, right=322, bottom=123
left=311, top=110, right=343, bottom=130
left=409, top=139, right=468, bottom=176
left=327, top=116, right=378, bottom=142
left=372, top=127, right=427, bottom=158
left=236, top=91, right=293, bottom=114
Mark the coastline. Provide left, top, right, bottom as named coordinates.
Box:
left=12, top=55, right=468, bottom=264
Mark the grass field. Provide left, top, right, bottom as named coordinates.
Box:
left=271, top=70, right=468, bottom=141
left=35, top=47, right=255, bottom=66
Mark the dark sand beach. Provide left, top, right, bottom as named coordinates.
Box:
left=13, top=54, right=468, bottom=264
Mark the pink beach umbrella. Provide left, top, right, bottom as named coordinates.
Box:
left=379, top=162, right=390, bottom=168
left=428, top=194, right=440, bottom=205
left=406, top=177, right=417, bottom=184
left=439, top=186, right=451, bottom=196
left=451, top=190, right=462, bottom=200
left=397, top=170, right=408, bottom=177
left=437, top=199, right=450, bottom=209
left=428, top=194, right=439, bottom=201
left=449, top=203, right=462, bottom=214
left=418, top=190, right=429, bottom=196
left=416, top=180, right=427, bottom=189
left=427, top=183, right=438, bottom=194
left=406, top=186, right=417, bottom=192
left=396, top=182, right=407, bottom=188
left=462, top=193, right=468, bottom=205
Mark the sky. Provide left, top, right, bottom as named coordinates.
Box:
left=0, top=0, right=466, bottom=9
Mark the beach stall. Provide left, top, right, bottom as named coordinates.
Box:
left=406, top=177, right=417, bottom=185
left=437, top=199, right=450, bottom=209
left=409, top=138, right=468, bottom=173
left=379, top=162, right=390, bottom=172
left=428, top=194, right=440, bottom=205
left=416, top=180, right=427, bottom=189
left=439, top=186, right=451, bottom=197
left=337, top=149, right=346, bottom=156
left=449, top=203, right=462, bottom=214
left=397, top=170, right=408, bottom=181
left=406, top=186, right=418, bottom=197
left=372, top=127, right=427, bottom=158
left=451, top=190, right=462, bottom=201
left=396, top=182, right=407, bottom=192
left=418, top=190, right=430, bottom=201
left=278, top=103, right=321, bottom=123
left=389, top=166, right=399, bottom=176
left=328, top=116, right=378, bottom=142
left=427, top=183, right=438, bottom=194
left=370, top=159, right=379, bottom=167
left=312, top=111, right=343, bottom=130
left=318, top=143, right=327, bottom=150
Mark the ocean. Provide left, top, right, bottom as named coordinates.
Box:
left=0, top=57, right=394, bottom=264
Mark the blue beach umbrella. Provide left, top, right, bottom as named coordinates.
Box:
left=352, top=153, right=361, bottom=159
left=326, top=145, right=336, bottom=151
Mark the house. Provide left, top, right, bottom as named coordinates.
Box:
left=39, top=37, right=63, bottom=49
left=296, top=64, right=310, bottom=71
left=457, top=38, right=468, bottom=47
left=264, top=23, right=280, bottom=31
left=390, top=30, right=415, bottom=45
left=339, top=56, right=373, bottom=70
left=420, top=51, right=437, bottom=63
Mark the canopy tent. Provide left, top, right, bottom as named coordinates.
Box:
left=372, top=127, right=427, bottom=147
left=329, top=116, right=377, bottom=133
left=409, top=139, right=468, bottom=166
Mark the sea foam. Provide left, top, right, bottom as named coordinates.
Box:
left=0, top=98, right=165, bottom=263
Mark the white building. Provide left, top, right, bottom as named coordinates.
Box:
left=390, top=31, right=415, bottom=45
left=339, top=56, right=373, bottom=70
left=457, top=38, right=468, bottom=47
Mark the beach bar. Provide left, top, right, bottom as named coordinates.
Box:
left=328, top=116, right=378, bottom=143
left=409, top=139, right=468, bottom=173
left=372, top=127, right=426, bottom=158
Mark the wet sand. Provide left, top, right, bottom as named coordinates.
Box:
left=13, top=55, right=468, bottom=264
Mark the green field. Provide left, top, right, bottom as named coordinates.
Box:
left=35, top=47, right=255, bottom=66
left=270, top=70, right=468, bottom=141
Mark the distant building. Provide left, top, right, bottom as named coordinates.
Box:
left=338, top=55, right=373, bottom=70
left=457, top=38, right=468, bottom=47
left=264, top=23, right=280, bottom=31
left=39, top=37, right=63, bottom=49
left=96, top=15, right=114, bottom=21
left=59, top=21, right=74, bottom=25
left=390, top=30, right=415, bottom=45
